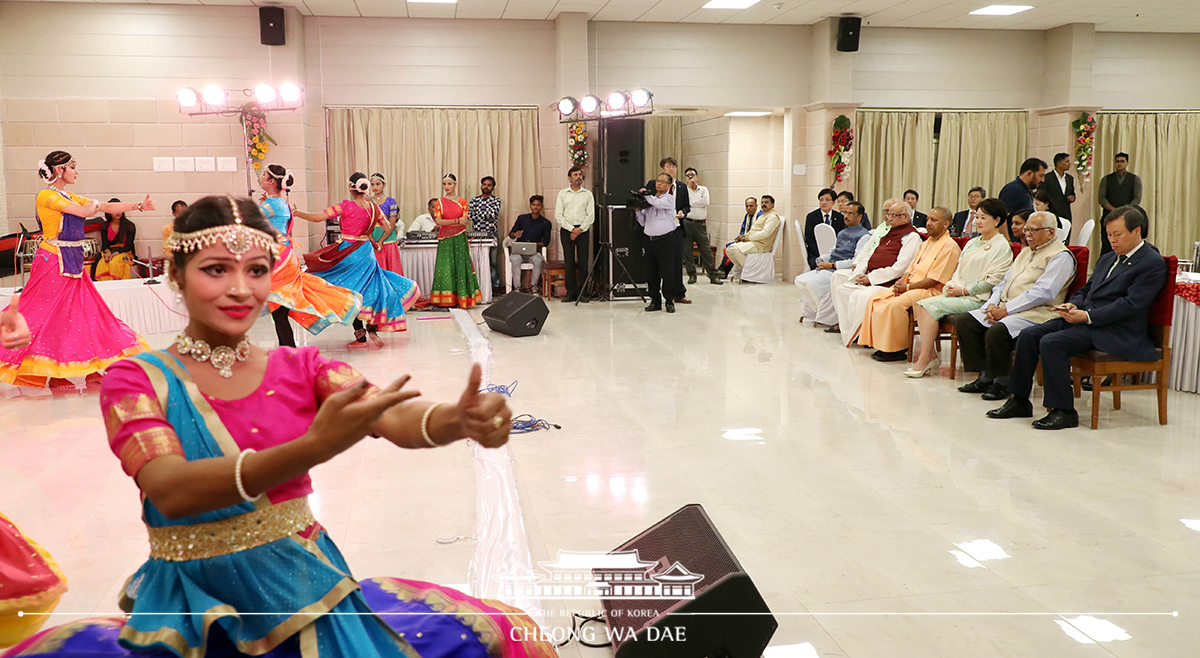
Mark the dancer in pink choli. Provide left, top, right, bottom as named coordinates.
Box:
left=0, top=151, right=151, bottom=389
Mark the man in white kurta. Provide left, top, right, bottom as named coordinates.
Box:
left=822, top=198, right=896, bottom=331
left=729, top=195, right=781, bottom=272
left=832, top=201, right=922, bottom=346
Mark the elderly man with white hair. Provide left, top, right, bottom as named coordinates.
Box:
left=830, top=200, right=922, bottom=345
left=820, top=198, right=897, bottom=331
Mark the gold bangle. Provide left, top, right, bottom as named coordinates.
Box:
left=421, top=402, right=447, bottom=447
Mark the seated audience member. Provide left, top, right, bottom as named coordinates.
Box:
left=804, top=188, right=845, bottom=270
left=1034, top=189, right=1052, bottom=214
left=408, top=199, right=439, bottom=233
left=908, top=199, right=1014, bottom=377
left=905, top=190, right=928, bottom=228
left=796, top=201, right=871, bottom=324
left=987, top=206, right=1167, bottom=429
left=1009, top=208, right=1032, bottom=246
left=831, top=201, right=921, bottom=345
left=163, top=200, right=187, bottom=245
left=999, top=157, right=1048, bottom=220
left=953, top=212, right=1075, bottom=401
left=837, top=190, right=871, bottom=229
left=952, top=187, right=986, bottom=238
left=92, top=199, right=138, bottom=280
left=719, top=197, right=759, bottom=277
left=507, top=195, right=553, bottom=292
left=858, top=207, right=960, bottom=361
left=728, top=195, right=781, bottom=278
left=823, top=198, right=897, bottom=332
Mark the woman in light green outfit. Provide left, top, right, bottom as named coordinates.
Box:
left=907, top=198, right=1015, bottom=377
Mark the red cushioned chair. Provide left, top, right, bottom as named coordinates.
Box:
left=1070, top=255, right=1178, bottom=429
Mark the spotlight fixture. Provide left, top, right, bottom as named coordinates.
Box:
left=558, top=97, right=578, bottom=117
left=202, top=84, right=227, bottom=106
left=606, top=91, right=629, bottom=112
left=254, top=83, right=277, bottom=104
left=279, top=82, right=302, bottom=103
left=579, top=95, right=601, bottom=115
left=630, top=88, right=652, bottom=108
left=176, top=87, right=199, bottom=108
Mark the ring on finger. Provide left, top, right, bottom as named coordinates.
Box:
left=491, top=416, right=504, bottom=429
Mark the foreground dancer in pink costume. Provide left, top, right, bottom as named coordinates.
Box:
left=0, top=151, right=152, bottom=390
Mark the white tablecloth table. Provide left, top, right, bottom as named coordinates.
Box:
left=0, top=278, right=189, bottom=337
left=1169, top=294, right=1200, bottom=394
left=399, top=238, right=495, bottom=304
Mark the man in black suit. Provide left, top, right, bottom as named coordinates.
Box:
left=986, top=206, right=1168, bottom=430
left=904, top=190, right=927, bottom=228
left=646, top=157, right=691, bottom=303
left=951, top=186, right=986, bottom=237
left=1038, top=152, right=1075, bottom=221
left=803, top=188, right=844, bottom=270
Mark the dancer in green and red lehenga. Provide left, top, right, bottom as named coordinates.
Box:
left=429, top=174, right=483, bottom=309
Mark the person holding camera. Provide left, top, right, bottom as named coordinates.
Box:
left=646, top=157, right=691, bottom=304
left=636, top=174, right=679, bottom=313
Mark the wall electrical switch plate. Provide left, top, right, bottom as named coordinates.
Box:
left=153, top=157, right=174, bottom=172
left=174, top=157, right=195, bottom=172
left=793, top=164, right=807, bottom=176
left=195, top=157, right=216, bottom=172
left=217, top=157, right=238, bottom=172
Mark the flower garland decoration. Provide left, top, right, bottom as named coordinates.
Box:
left=567, top=121, right=588, bottom=167
left=828, top=114, right=853, bottom=185
left=240, top=103, right=278, bottom=170
left=1072, top=112, right=1096, bottom=182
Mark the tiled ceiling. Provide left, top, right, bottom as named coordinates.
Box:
left=12, top=0, right=1200, bottom=32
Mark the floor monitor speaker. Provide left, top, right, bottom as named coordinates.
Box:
left=604, top=119, right=645, bottom=205
left=481, top=292, right=548, bottom=337
left=260, top=7, right=286, bottom=46
left=601, top=504, right=777, bottom=658
left=837, top=16, right=861, bottom=52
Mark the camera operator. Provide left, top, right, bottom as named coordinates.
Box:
left=636, top=174, right=679, bottom=314
left=646, top=157, right=691, bottom=304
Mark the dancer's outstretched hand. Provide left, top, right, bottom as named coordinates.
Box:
left=455, top=363, right=511, bottom=448
left=308, top=376, right=420, bottom=460
left=0, top=295, right=31, bottom=350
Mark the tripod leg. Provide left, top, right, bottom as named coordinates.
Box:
left=612, top=244, right=648, bottom=303
left=575, top=242, right=605, bottom=306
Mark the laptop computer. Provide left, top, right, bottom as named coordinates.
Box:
left=512, top=242, right=539, bottom=256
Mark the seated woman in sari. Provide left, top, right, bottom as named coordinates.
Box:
left=293, top=173, right=419, bottom=349
left=429, top=174, right=482, bottom=309
left=2, top=196, right=555, bottom=658
left=92, top=199, right=138, bottom=280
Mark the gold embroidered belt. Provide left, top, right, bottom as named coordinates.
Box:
left=342, top=234, right=370, bottom=242
left=147, top=498, right=315, bottom=562
left=48, top=239, right=90, bottom=248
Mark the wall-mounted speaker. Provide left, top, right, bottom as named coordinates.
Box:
left=260, top=7, right=286, bottom=47
left=836, top=16, right=861, bottom=53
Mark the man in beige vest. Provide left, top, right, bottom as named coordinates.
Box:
left=728, top=195, right=781, bottom=276
left=953, top=212, right=1076, bottom=400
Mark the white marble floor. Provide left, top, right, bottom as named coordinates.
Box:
left=2, top=280, right=1199, bottom=657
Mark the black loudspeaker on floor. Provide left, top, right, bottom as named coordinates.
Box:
left=481, top=292, right=549, bottom=337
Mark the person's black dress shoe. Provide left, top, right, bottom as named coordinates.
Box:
left=1032, top=409, right=1080, bottom=430
left=687, top=275, right=698, bottom=285
left=644, top=303, right=662, bottom=312
left=986, top=397, right=1034, bottom=419
left=562, top=295, right=577, bottom=303
left=665, top=302, right=676, bottom=314
left=981, top=382, right=1008, bottom=401
left=872, top=350, right=909, bottom=362
left=958, top=378, right=990, bottom=394
left=824, top=325, right=841, bottom=333
left=1081, top=375, right=1114, bottom=392
left=709, top=277, right=724, bottom=285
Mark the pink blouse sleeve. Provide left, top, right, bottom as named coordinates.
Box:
left=100, top=359, right=185, bottom=479
left=307, top=348, right=381, bottom=404
left=323, top=201, right=344, bottom=219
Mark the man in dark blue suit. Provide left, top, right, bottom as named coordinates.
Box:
left=803, top=188, right=844, bottom=270
left=987, top=206, right=1168, bottom=429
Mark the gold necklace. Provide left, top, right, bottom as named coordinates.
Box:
left=175, top=333, right=251, bottom=378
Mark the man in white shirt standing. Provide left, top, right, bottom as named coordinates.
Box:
left=554, top=165, right=596, bottom=303
left=681, top=167, right=722, bottom=286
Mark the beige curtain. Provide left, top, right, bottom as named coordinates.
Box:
left=933, top=112, right=1027, bottom=213
left=1155, top=113, right=1200, bottom=259
left=1095, top=113, right=1157, bottom=262
left=855, top=111, right=936, bottom=220
left=325, top=107, right=541, bottom=236
left=644, top=116, right=683, bottom=180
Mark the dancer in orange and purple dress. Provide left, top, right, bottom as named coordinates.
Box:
left=0, top=151, right=151, bottom=391
left=293, top=173, right=419, bottom=349
left=368, top=173, right=405, bottom=275
left=0, top=307, right=68, bottom=649
left=1, top=196, right=556, bottom=658
left=429, top=174, right=483, bottom=309
left=257, top=163, right=363, bottom=348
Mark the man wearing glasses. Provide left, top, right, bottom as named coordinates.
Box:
left=953, top=212, right=1076, bottom=401
left=831, top=201, right=921, bottom=346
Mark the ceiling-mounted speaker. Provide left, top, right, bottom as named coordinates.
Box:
left=260, top=7, right=286, bottom=46
left=836, top=16, right=861, bottom=52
